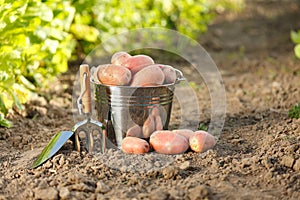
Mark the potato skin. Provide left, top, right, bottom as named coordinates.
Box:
left=189, top=131, right=216, bottom=153
left=159, top=64, right=177, bottom=84
left=154, top=115, right=163, bottom=131
left=122, top=55, right=154, bottom=74
left=122, top=137, right=150, bottom=154
left=126, top=125, right=143, bottom=138
left=151, top=106, right=163, bottom=131
left=92, top=66, right=101, bottom=83
left=172, top=129, right=194, bottom=140
left=97, top=64, right=131, bottom=86
left=130, top=65, right=165, bottom=87
left=111, top=51, right=131, bottom=65
left=149, top=131, right=189, bottom=154
left=142, top=115, right=156, bottom=138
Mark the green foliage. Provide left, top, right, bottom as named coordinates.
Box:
left=291, top=30, right=300, bottom=59
left=288, top=103, right=300, bottom=119
left=71, top=0, right=244, bottom=55
left=0, top=0, right=76, bottom=127
left=198, top=122, right=208, bottom=131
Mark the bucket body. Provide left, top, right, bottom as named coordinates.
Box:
left=93, top=83, right=175, bottom=149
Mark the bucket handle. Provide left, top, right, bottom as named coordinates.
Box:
left=174, top=68, right=185, bottom=83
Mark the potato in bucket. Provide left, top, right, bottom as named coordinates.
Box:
left=92, top=52, right=185, bottom=149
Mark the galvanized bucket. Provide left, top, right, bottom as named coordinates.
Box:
left=92, top=69, right=184, bottom=149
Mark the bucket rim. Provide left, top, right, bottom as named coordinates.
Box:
left=91, top=79, right=177, bottom=89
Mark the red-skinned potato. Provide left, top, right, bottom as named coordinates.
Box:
left=142, top=115, right=155, bottom=138
left=159, top=64, right=177, bottom=84
left=130, top=65, right=165, bottom=87
left=150, top=106, right=163, bottom=131
left=151, top=106, right=160, bottom=116
left=189, top=131, right=216, bottom=153
left=172, top=129, right=194, bottom=140
left=126, top=125, right=143, bottom=138
left=97, top=64, right=131, bottom=86
left=154, top=115, right=163, bottom=131
left=111, top=51, right=131, bottom=65
left=122, top=137, right=150, bottom=154
left=150, top=131, right=189, bottom=154
left=122, top=55, right=154, bottom=74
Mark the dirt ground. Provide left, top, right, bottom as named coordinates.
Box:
left=1, top=1, right=300, bottom=199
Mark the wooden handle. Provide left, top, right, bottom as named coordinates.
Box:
left=80, top=64, right=92, bottom=114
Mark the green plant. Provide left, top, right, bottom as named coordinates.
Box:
left=291, top=30, right=300, bottom=59
left=198, top=122, right=208, bottom=131
left=288, top=103, right=300, bottom=119
left=71, top=0, right=244, bottom=55
left=0, top=0, right=76, bottom=127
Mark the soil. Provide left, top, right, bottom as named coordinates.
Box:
left=1, top=1, right=300, bottom=199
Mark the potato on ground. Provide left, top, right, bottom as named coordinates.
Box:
left=97, top=64, right=131, bottom=86
left=122, top=137, right=150, bottom=154
left=111, top=51, right=131, bottom=65
left=126, top=125, right=143, bottom=138
left=172, top=129, right=194, bottom=140
left=189, top=131, right=216, bottom=153
left=122, top=55, right=154, bottom=74
left=130, top=65, right=165, bottom=87
left=150, top=131, right=189, bottom=154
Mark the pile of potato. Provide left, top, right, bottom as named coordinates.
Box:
left=93, top=51, right=216, bottom=155
left=122, top=129, right=216, bottom=155
left=126, top=105, right=164, bottom=139
left=93, top=51, right=177, bottom=86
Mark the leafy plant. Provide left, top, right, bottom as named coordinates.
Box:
left=198, top=122, right=208, bottom=131
left=288, top=103, right=300, bottom=119
left=291, top=30, right=300, bottom=59
left=0, top=0, right=76, bottom=127
left=70, top=0, right=244, bottom=55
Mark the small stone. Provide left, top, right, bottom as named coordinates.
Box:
left=162, top=166, right=179, bottom=179
left=149, top=189, right=168, bottom=200
left=188, top=185, right=211, bottom=200
left=38, top=180, right=48, bottom=189
left=3, top=161, right=8, bottom=167
left=179, top=161, right=190, bottom=170
left=70, top=183, right=94, bottom=192
left=241, top=158, right=252, bottom=168
left=58, top=187, right=70, bottom=199
left=26, top=106, right=47, bottom=117
left=264, top=172, right=273, bottom=180
left=12, top=136, right=22, bottom=145
left=96, top=193, right=105, bottom=200
left=31, top=96, right=48, bottom=107
left=96, top=181, right=111, bottom=194
left=293, top=159, right=300, bottom=171
left=281, top=156, right=295, bottom=168
left=34, top=188, right=58, bottom=200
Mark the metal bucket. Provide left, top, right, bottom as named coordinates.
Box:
left=92, top=69, right=184, bottom=149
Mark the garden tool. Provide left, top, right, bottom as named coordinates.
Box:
left=32, top=64, right=104, bottom=168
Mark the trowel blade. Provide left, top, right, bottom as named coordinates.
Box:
left=32, top=131, right=74, bottom=168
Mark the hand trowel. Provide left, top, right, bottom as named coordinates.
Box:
left=32, top=64, right=104, bottom=168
